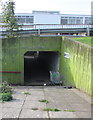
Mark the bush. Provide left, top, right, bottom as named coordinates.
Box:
left=0, top=81, right=13, bottom=93
left=0, top=92, right=13, bottom=101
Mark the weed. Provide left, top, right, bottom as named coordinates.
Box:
left=0, top=81, right=13, bottom=93
left=64, top=109, right=76, bottom=112
left=0, top=92, right=13, bottom=102
left=39, top=99, right=49, bottom=104
left=43, top=108, right=61, bottom=112
left=24, top=92, right=31, bottom=95
left=0, top=81, right=13, bottom=102
left=32, top=108, right=38, bottom=111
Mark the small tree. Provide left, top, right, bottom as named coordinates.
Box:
left=2, top=0, right=19, bottom=38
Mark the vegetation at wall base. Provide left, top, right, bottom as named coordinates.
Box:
left=72, top=37, right=93, bottom=46
left=0, top=81, right=13, bottom=102
left=0, top=92, right=13, bottom=102
left=0, top=81, right=13, bottom=93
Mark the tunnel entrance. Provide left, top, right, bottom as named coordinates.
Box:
left=24, top=51, right=60, bottom=85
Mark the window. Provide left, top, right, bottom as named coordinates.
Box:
left=61, top=17, right=68, bottom=24
left=17, top=17, right=25, bottom=23
left=76, top=17, right=83, bottom=24
left=68, top=17, right=75, bottom=24
left=15, top=16, right=34, bottom=24
left=91, top=17, right=93, bottom=24
left=25, top=16, right=34, bottom=23
left=85, top=17, right=92, bottom=24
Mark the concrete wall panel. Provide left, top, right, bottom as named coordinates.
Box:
left=60, top=37, right=92, bottom=96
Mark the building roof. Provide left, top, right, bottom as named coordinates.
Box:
left=32, top=10, right=60, bottom=14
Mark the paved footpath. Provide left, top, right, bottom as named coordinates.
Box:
left=0, top=86, right=92, bottom=119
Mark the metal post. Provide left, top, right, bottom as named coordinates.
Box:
left=87, top=25, right=90, bottom=36
left=38, top=28, right=40, bottom=35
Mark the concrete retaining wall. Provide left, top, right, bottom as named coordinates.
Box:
left=1, top=36, right=61, bottom=84
left=0, top=36, right=92, bottom=96
left=60, top=37, right=92, bottom=96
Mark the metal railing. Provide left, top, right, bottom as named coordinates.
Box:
left=0, top=24, right=93, bottom=31
left=20, top=24, right=92, bottom=30
left=0, top=24, right=93, bottom=37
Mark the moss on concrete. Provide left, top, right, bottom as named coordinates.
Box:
left=1, top=36, right=61, bottom=85
left=1, top=35, right=92, bottom=96
left=60, top=37, right=92, bottom=96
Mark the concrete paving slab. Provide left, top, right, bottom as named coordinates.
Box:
left=44, top=95, right=62, bottom=102
left=60, top=92, right=80, bottom=97
left=26, top=95, right=44, bottom=101
left=2, top=108, right=21, bottom=118
left=46, top=102, right=72, bottom=110
left=0, top=103, right=2, bottom=119
left=27, top=86, right=44, bottom=91
left=72, top=89, right=91, bottom=104
left=23, top=100, right=46, bottom=109
left=13, top=86, right=29, bottom=93
left=75, top=111, right=91, bottom=118
left=0, top=107, right=2, bottom=120
left=27, top=90, right=44, bottom=96
left=65, top=97, right=90, bottom=104
left=2, top=99, right=24, bottom=108
left=49, top=111, right=78, bottom=118
left=69, top=103, right=91, bottom=112
left=44, top=89, right=78, bottom=98
left=19, top=108, right=49, bottom=118
left=12, top=94, right=26, bottom=100
left=44, top=92, right=60, bottom=96
left=44, top=86, right=58, bottom=92
left=0, top=86, right=91, bottom=119
left=28, top=86, right=44, bottom=89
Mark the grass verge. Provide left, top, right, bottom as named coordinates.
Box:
left=72, top=37, right=93, bottom=46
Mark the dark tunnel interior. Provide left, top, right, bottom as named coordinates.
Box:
left=24, top=51, right=60, bottom=85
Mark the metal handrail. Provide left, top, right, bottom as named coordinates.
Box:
left=0, top=24, right=93, bottom=32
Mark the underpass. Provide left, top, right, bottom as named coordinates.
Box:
left=24, top=51, right=60, bottom=85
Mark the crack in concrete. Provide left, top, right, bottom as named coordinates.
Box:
left=17, top=88, right=29, bottom=119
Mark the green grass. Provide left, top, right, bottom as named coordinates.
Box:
left=63, top=109, right=76, bottom=112
left=43, top=108, right=61, bottom=112
left=23, top=92, right=31, bottom=95
left=39, top=99, right=49, bottom=104
left=72, top=37, right=93, bottom=46
left=32, top=108, right=39, bottom=110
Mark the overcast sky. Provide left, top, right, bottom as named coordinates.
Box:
left=0, top=0, right=93, bottom=15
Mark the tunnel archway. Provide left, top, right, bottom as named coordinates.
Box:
left=24, top=51, right=60, bottom=85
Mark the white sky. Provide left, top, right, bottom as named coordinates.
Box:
left=0, top=0, right=93, bottom=15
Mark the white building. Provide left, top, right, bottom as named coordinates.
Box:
left=0, top=10, right=93, bottom=25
